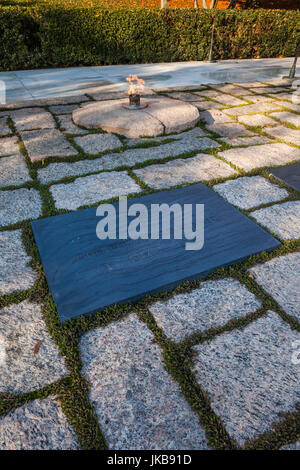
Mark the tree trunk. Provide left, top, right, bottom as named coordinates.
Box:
left=161, top=0, right=168, bottom=8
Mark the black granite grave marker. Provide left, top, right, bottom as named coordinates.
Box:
left=270, top=162, right=300, bottom=192
left=31, top=184, right=280, bottom=322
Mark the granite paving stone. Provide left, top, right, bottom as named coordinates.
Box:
left=0, top=136, right=20, bottom=156
left=149, top=278, right=261, bottom=342
left=11, top=108, right=56, bottom=131
left=266, top=79, right=293, bottom=86
left=280, top=103, right=300, bottom=112
left=234, top=81, right=268, bottom=88
left=0, top=154, right=31, bottom=187
left=199, top=109, right=234, bottom=125
left=250, top=87, right=288, bottom=94
left=50, top=171, right=141, bottom=210
left=197, top=90, right=246, bottom=105
left=267, top=93, right=293, bottom=102
left=49, top=104, right=78, bottom=114
left=0, top=188, right=42, bottom=227
left=264, top=125, right=300, bottom=146
left=221, top=135, right=272, bottom=146
left=156, top=85, right=207, bottom=92
left=238, top=114, right=276, bottom=127
left=0, top=398, right=80, bottom=450
left=249, top=252, right=300, bottom=321
left=37, top=138, right=219, bottom=183
left=251, top=201, right=300, bottom=240
left=193, top=311, right=300, bottom=445
left=0, top=301, right=69, bottom=393
left=243, top=95, right=275, bottom=104
left=56, top=114, right=87, bottom=135
left=74, top=133, right=122, bottom=154
left=169, top=127, right=209, bottom=138
left=21, top=129, right=78, bottom=162
left=206, top=122, right=253, bottom=138
left=125, top=127, right=209, bottom=147
left=219, top=143, right=300, bottom=171
left=134, top=154, right=236, bottom=189
left=224, top=102, right=281, bottom=116
left=213, top=176, right=288, bottom=210
left=0, top=117, right=11, bottom=136
left=270, top=112, right=300, bottom=127
left=80, top=314, right=209, bottom=450
left=209, top=84, right=249, bottom=96
left=0, top=229, right=36, bottom=295
left=189, top=90, right=222, bottom=100
left=193, top=101, right=223, bottom=111
left=211, top=94, right=247, bottom=106
left=165, top=92, right=205, bottom=102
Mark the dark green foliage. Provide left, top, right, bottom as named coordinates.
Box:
left=0, top=7, right=299, bottom=70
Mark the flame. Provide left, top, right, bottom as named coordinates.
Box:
left=126, top=75, right=145, bottom=96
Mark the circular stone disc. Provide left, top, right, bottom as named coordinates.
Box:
left=72, top=96, right=200, bottom=139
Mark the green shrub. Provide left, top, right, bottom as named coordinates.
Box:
left=0, top=6, right=299, bottom=70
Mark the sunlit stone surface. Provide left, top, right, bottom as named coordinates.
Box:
left=72, top=96, right=200, bottom=138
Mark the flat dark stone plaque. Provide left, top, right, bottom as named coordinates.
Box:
left=270, top=162, right=300, bottom=192
left=31, top=184, right=280, bottom=322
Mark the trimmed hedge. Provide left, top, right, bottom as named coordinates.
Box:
left=0, top=7, right=299, bottom=70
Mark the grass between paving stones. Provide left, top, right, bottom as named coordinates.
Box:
left=0, top=86, right=300, bottom=450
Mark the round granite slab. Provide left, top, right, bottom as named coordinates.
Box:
left=72, top=96, right=200, bottom=138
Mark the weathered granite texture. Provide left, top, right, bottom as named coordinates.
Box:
left=37, top=137, right=219, bottom=184
left=149, top=278, right=261, bottom=342
left=0, top=154, right=31, bottom=187
left=134, top=154, right=236, bottom=189
left=21, top=129, right=78, bottom=162
left=219, top=143, right=300, bottom=171
left=213, top=176, right=288, bottom=209
left=271, top=111, right=300, bottom=127
left=74, top=133, right=122, bottom=154
left=0, top=117, right=11, bottom=136
left=0, top=136, right=20, bottom=156
left=238, top=114, right=276, bottom=127
left=11, top=108, right=56, bottom=131
left=224, top=102, right=281, bottom=116
left=199, top=109, right=233, bottom=125
left=193, top=311, right=300, bottom=445
left=251, top=201, right=300, bottom=240
left=249, top=252, right=300, bottom=321
left=0, top=301, right=69, bottom=393
left=0, top=398, right=80, bottom=450
left=73, top=96, right=200, bottom=138
left=0, top=229, right=36, bottom=295
left=265, top=125, right=300, bottom=146
left=80, top=314, right=209, bottom=450
left=205, top=123, right=252, bottom=138
left=0, top=188, right=42, bottom=227
left=50, top=171, right=141, bottom=210
left=221, top=136, right=271, bottom=147
left=56, top=114, right=87, bottom=135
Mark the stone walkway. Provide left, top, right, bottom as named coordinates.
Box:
left=1, top=57, right=298, bottom=102
left=0, top=79, right=299, bottom=450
